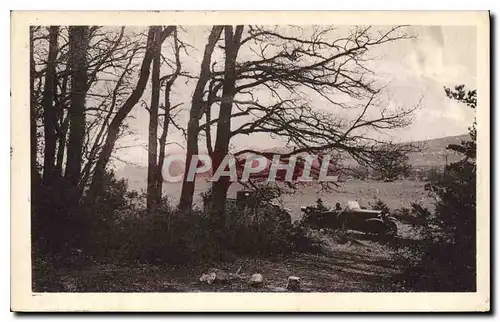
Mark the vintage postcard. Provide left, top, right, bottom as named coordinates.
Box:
left=11, top=11, right=490, bottom=312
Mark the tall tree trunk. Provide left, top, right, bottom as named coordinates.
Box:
left=210, top=26, right=244, bottom=222
left=65, top=26, right=89, bottom=187
left=30, top=27, right=40, bottom=189
left=157, top=87, right=171, bottom=200
left=157, top=28, right=181, bottom=199
left=204, top=81, right=223, bottom=158
left=178, top=26, right=223, bottom=210
left=89, top=26, right=174, bottom=198
left=41, top=26, right=59, bottom=184
left=146, top=27, right=162, bottom=211
left=205, top=108, right=213, bottom=157
left=205, top=82, right=216, bottom=158
left=55, top=114, right=69, bottom=175
left=54, top=71, right=69, bottom=176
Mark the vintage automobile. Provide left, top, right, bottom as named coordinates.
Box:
left=300, top=200, right=398, bottom=237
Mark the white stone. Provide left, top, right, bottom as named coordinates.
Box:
left=248, top=273, right=264, bottom=286
left=199, top=272, right=217, bottom=284
left=200, top=268, right=229, bottom=284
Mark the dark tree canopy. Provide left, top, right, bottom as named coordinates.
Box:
left=416, top=85, right=477, bottom=292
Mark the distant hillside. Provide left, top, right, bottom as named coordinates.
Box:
left=115, top=134, right=471, bottom=188
left=338, top=134, right=470, bottom=169
left=406, top=134, right=469, bottom=168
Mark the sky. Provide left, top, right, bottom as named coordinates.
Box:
left=114, top=25, right=477, bottom=169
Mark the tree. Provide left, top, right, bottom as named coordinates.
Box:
left=30, top=26, right=41, bottom=189
left=89, top=26, right=175, bottom=200
left=78, top=26, right=141, bottom=193
left=181, top=25, right=418, bottom=218
left=32, top=26, right=146, bottom=193
left=146, top=27, right=163, bottom=211
left=179, top=26, right=223, bottom=209
left=210, top=25, right=244, bottom=221
left=155, top=28, right=183, bottom=206
left=369, top=144, right=412, bottom=180
left=407, top=85, right=477, bottom=292
left=65, top=26, right=89, bottom=188
left=146, top=26, right=184, bottom=210
left=433, top=85, right=476, bottom=241
left=31, top=26, right=176, bottom=255
left=41, top=26, right=60, bottom=185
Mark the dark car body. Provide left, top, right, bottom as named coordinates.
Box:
left=301, top=201, right=398, bottom=236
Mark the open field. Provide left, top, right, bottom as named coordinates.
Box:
left=118, top=133, right=468, bottom=220
left=129, top=179, right=433, bottom=222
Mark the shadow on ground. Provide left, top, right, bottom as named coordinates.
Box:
left=34, top=232, right=415, bottom=293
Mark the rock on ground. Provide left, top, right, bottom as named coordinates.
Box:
left=200, top=268, right=229, bottom=284
left=287, top=276, right=301, bottom=291
left=248, top=273, right=264, bottom=287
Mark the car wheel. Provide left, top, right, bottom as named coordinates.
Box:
left=364, top=218, right=385, bottom=236
left=384, top=221, right=398, bottom=237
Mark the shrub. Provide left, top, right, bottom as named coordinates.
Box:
left=371, top=199, right=390, bottom=213
left=225, top=202, right=311, bottom=256
left=204, top=184, right=324, bottom=257
left=97, top=185, right=324, bottom=265
left=289, top=220, right=325, bottom=253
left=112, top=207, right=214, bottom=264
left=34, top=170, right=324, bottom=270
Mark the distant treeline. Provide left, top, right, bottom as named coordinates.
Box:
left=342, top=165, right=445, bottom=182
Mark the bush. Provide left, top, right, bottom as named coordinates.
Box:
left=94, top=184, right=324, bottom=265
left=111, top=207, right=215, bottom=264
left=290, top=220, right=325, bottom=253
left=398, top=240, right=475, bottom=292
left=82, top=171, right=141, bottom=258
left=34, top=170, right=324, bottom=269
left=390, top=202, right=434, bottom=229
left=203, top=184, right=324, bottom=257
left=225, top=202, right=323, bottom=256
left=33, top=178, right=101, bottom=262
left=105, top=201, right=323, bottom=264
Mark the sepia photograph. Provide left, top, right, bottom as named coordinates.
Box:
left=10, top=11, right=490, bottom=312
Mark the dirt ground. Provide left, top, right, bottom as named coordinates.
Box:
left=34, top=226, right=419, bottom=293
